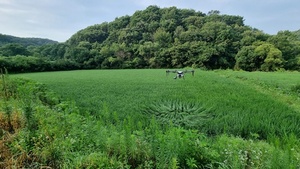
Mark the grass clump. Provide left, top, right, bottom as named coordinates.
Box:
left=291, top=84, right=300, bottom=95
left=143, top=99, right=213, bottom=129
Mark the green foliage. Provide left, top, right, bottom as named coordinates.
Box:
left=0, top=68, right=14, bottom=133
left=36, top=43, right=68, bottom=60
left=59, top=6, right=299, bottom=71
left=235, top=45, right=257, bottom=71
left=2, top=7, right=300, bottom=71
left=14, top=70, right=300, bottom=140
left=214, top=134, right=300, bottom=168
left=2, top=69, right=300, bottom=168
left=268, top=31, right=300, bottom=70
left=143, top=99, right=213, bottom=129
left=17, top=80, right=38, bottom=132
left=235, top=42, right=284, bottom=71
left=255, top=43, right=284, bottom=71
left=291, top=84, right=300, bottom=95
left=58, top=6, right=299, bottom=71
left=0, top=33, right=58, bottom=47
left=149, top=127, right=213, bottom=168
left=0, top=43, right=31, bottom=56
left=0, top=55, right=80, bottom=73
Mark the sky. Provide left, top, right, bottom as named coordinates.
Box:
left=0, top=0, right=299, bottom=42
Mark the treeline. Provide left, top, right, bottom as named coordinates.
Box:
left=1, top=6, right=300, bottom=72
left=0, top=33, right=57, bottom=47
left=0, top=56, right=79, bottom=72
left=0, top=38, right=75, bottom=72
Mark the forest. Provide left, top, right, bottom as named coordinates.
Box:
left=0, top=5, right=300, bottom=72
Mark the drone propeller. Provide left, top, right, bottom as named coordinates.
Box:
left=166, top=70, right=177, bottom=76
left=183, top=70, right=195, bottom=76
left=166, top=70, right=170, bottom=76
left=166, top=69, right=195, bottom=76
left=190, top=70, right=195, bottom=76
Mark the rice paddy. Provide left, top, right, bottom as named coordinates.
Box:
left=13, top=69, right=300, bottom=139
left=4, top=69, right=299, bottom=168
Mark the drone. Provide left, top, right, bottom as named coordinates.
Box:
left=166, top=69, right=195, bottom=79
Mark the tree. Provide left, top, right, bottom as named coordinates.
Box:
left=130, top=5, right=161, bottom=27
left=4, top=6, right=298, bottom=71
left=235, top=45, right=257, bottom=71
left=261, top=48, right=283, bottom=71
left=67, top=23, right=109, bottom=46
left=207, top=10, right=220, bottom=15
left=153, top=28, right=172, bottom=48
left=183, top=16, right=205, bottom=29
left=268, top=31, right=300, bottom=70
left=235, top=42, right=283, bottom=71
left=254, top=43, right=283, bottom=71
left=36, top=43, right=68, bottom=60
left=199, top=21, right=238, bottom=69
left=169, top=41, right=191, bottom=67
left=64, top=41, right=93, bottom=66
left=240, top=29, right=269, bottom=46
left=0, top=43, right=30, bottom=56
left=137, top=41, right=159, bottom=65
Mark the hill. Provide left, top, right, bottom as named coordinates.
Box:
left=0, top=33, right=58, bottom=47
left=62, top=6, right=300, bottom=71
left=0, top=6, right=299, bottom=72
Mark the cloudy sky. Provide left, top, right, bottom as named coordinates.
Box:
left=0, top=0, right=299, bottom=42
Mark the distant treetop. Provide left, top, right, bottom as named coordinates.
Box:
left=0, top=34, right=58, bottom=47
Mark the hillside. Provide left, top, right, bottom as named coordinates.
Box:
left=0, top=6, right=299, bottom=72
left=62, top=6, right=300, bottom=71
left=0, top=33, right=58, bottom=47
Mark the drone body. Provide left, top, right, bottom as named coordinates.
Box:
left=166, top=70, right=194, bottom=79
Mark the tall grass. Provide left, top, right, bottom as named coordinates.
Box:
left=2, top=70, right=300, bottom=168
left=14, top=69, right=300, bottom=139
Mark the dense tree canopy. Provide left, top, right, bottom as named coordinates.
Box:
left=1, top=6, right=300, bottom=72
left=0, top=34, right=57, bottom=47
left=0, top=43, right=31, bottom=56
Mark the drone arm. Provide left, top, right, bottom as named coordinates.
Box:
left=183, top=70, right=195, bottom=76
left=166, top=70, right=177, bottom=76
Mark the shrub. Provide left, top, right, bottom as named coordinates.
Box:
left=213, top=134, right=300, bottom=169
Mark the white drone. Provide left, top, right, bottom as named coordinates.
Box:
left=166, top=70, right=195, bottom=79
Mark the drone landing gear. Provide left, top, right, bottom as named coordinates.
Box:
left=166, top=69, right=192, bottom=79
left=174, top=74, right=184, bottom=79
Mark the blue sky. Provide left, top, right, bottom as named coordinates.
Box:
left=0, top=0, right=299, bottom=42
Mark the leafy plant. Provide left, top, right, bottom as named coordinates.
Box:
left=143, top=99, right=213, bottom=129
left=0, top=68, right=15, bottom=133
left=291, top=83, right=300, bottom=95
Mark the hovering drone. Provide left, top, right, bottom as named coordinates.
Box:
left=166, top=70, right=195, bottom=79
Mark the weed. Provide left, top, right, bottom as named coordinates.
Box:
left=143, top=99, right=213, bottom=129
left=1, top=68, right=15, bottom=133
left=291, top=83, right=300, bottom=95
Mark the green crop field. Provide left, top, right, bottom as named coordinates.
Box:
left=2, top=69, right=300, bottom=168
left=14, top=69, right=300, bottom=138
